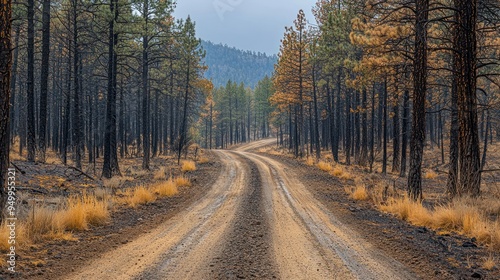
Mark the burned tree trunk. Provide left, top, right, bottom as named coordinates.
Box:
left=408, top=0, right=429, bottom=200
left=0, top=0, right=13, bottom=223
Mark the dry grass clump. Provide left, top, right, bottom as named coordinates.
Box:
left=198, top=156, right=209, bottom=164
left=181, top=160, right=197, bottom=172
left=154, top=167, right=168, bottom=180
left=175, top=175, right=191, bottom=187
left=82, top=195, right=110, bottom=226
left=350, top=185, right=369, bottom=201
left=330, top=165, right=353, bottom=180
left=305, top=157, right=315, bottom=166
left=268, top=149, right=284, bottom=156
left=423, top=170, right=438, bottom=179
left=125, top=186, right=156, bottom=208
left=380, top=196, right=500, bottom=250
left=27, top=206, right=59, bottom=240
left=0, top=222, right=29, bottom=251
left=58, top=197, right=88, bottom=231
left=103, top=176, right=133, bottom=189
left=56, top=194, right=110, bottom=231
left=482, top=255, right=497, bottom=270
left=317, top=161, right=333, bottom=172
left=154, top=179, right=178, bottom=197
left=0, top=194, right=109, bottom=248
left=45, top=150, right=62, bottom=164
left=380, top=197, right=433, bottom=227
left=331, top=165, right=344, bottom=177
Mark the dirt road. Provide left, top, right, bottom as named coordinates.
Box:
left=66, top=139, right=417, bottom=280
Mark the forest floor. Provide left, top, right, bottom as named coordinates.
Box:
left=1, top=139, right=499, bottom=279
left=0, top=147, right=221, bottom=279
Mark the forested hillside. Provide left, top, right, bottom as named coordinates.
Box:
left=201, top=41, right=276, bottom=88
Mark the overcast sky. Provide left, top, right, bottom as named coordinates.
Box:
left=173, top=0, right=316, bottom=55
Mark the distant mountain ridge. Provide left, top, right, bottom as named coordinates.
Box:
left=201, top=40, right=277, bottom=88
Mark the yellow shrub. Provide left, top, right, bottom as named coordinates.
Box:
left=423, top=170, right=438, bottom=179
left=58, top=197, right=88, bottom=231
left=305, top=157, right=314, bottom=166
left=380, top=197, right=432, bottom=227
left=0, top=222, right=29, bottom=252
left=198, top=157, right=209, bottom=164
left=83, top=195, right=110, bottom=226
left=351, top=186, right=369, bottom=201
left=126, top=186, right=156, bottom=208
left=331, top=166, right=344, bottom=177
left=155, top=179, right=178, bottom=197
left=181, top=160, right=197, bottom=172
left=317, top=161, right=333, bottom=172
left=175, top=175, right=191, bottom=187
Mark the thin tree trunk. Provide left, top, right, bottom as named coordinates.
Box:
left=392, top=93, right=400, bottom=173
left=142, top=0, right=150, bottom=169
left=0, top=0, right=12, bottom=223
left=382, top=79, right=388, bottom=174
left=27, top=0, right=36, bottom=162
left=9, top=25, right=19, bottom=145
left=38, top=0, right=51, bottom=162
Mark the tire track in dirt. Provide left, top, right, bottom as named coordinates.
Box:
left=208, top=154, right=278, bottom=279
left=238, top=150, right=418, bottom=280
left=65, top=151, right=246, bottom=280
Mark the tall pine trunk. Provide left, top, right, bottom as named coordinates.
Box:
left=142, top=0, right=150, bottom=169
left=408, top=0, right=429, bottom=200
left=38, top=0, right=51, bottom=162
left=455, top=0, right=481, bottom=196
left=0, top=0, right=12, bottom=224
left=102, top=0, right=120, bottom=178
left=27, top=0, right=36, bottom=162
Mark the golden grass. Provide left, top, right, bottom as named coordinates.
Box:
left=154, top=179, right=179, bottom=197
left=154, top=167, right=167, bottom=180
left=58, top=197, right=88, bottom=231
left=27, top=206, right=58, bottom=240
left=351, top=186, right=369, bottom=201
left=317, top=161, right=333, bottom=172
left=332, top=166, right=344, bottom=177
left=198, top=156, right=209, bottom=164
left=55, top=194, right=110, bottom=231
left=423, top=170, right=438, bottom=179
left=482, top=255, right=496, bottom=270
left=0, top=194, right=109, bottom=249
left=0, top=222, right=29, bottom=251
left=175, top=175, right=191, bottom=187
left=125, top=186, right=156, bottom=208
left=181, top=160, right=197, bottom=172
left=380, top=197, right=433, bottom=227
left=380, top=196, right=500, bottom=250
left=305, top=157, right=315, bottom=166
left=82, top=195, right=110, bottom=226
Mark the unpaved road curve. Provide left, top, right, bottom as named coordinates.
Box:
left=66, top=140, right=418, bottom=280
